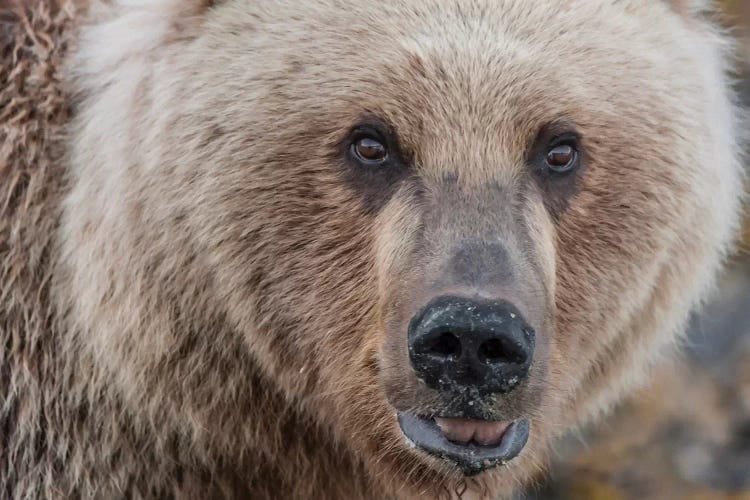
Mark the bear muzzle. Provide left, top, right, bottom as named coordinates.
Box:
left=393, top=296, right=535, bottom=474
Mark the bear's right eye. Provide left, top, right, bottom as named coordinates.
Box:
left=545, top=141, right=578, bottom=174
left=340, top=119, right=411, bottom=213
left=352, top=136, right=388, bottom=165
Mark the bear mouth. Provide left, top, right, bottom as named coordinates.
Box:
left=397, top=414, right=530, bottom=476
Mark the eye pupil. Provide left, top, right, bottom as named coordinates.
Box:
left=546, top=144, right=575, bottom=171
left=354, top=137, right=387, bottom=163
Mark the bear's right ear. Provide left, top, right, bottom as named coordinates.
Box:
left=664, top=0, right=712, bottom=18
left=168, top=0, right=219, bottom=35
left=88, top=0, right=218, bottom=34
left=77, top=0, right=220, bottom=79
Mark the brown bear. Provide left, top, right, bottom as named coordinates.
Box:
left=0, top=0, right=745, bottom=498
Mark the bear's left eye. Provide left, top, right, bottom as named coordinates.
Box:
left=352, top=136, right=388, bottom=164
left=528, top=126, right=583, bottom=181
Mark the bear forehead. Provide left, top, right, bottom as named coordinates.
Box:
left=207, top=0, right=690, bottom=100
left=195, top=0, right=699, bottom=171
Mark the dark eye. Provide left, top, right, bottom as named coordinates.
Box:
left=545, top=142, right=578, bottom=173
left=352, top=136, right=388, bottom=164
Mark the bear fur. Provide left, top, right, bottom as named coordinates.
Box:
left=0, top=0, right=745, bottom=498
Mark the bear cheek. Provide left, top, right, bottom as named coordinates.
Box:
left=371, top=192, right=429, bottom=408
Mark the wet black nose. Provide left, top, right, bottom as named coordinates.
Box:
left=408, top=296, right=535, bottom=395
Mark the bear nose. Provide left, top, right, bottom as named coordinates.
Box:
left=407, top=296, right=535, bottom=395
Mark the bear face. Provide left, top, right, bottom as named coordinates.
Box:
left=60, top=0, right=743, bottom=497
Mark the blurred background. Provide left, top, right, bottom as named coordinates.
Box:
left=524, top=3, right=750, bottom=498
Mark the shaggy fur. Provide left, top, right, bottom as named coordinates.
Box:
left=0, top=0, right=745, bottom=499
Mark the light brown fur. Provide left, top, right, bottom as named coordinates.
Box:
left=0, top=0, right=745, bottom=498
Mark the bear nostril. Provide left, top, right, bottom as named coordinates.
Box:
left=428, top=331, right=462, bottom=359
left=477, top=338, right=525, bottom=365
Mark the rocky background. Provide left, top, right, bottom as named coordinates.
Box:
left=524, top=3, right=750, bottom=498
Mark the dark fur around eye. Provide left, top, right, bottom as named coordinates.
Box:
left=527, top=123, right=586, bottom=218
left=337, top=116, right=411, bottom=214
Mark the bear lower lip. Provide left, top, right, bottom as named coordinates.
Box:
left=397, top=413, right=530, bottom=476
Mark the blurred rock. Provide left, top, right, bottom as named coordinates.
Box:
left=525, top=255, right=750, bottom=500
